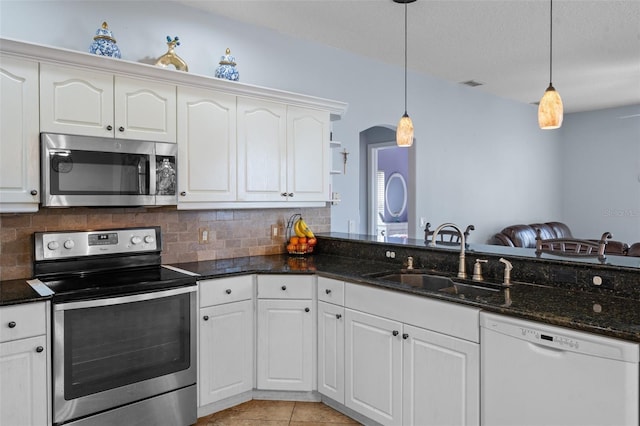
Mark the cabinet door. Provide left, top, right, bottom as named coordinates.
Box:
left=0, top=336, right=48, bottom=426
left=402, top=324, right=479, bottom=426
left=0, top=56, right=39, bottom=212
left=199, top=300, right=253, bottom=406
left=177, top=87, right=237, bottom=203
left=237, top=98, right=287, bottom=201
left=114, top=76, right=176, bottom=142
left=257, top=299, right=313, bottom=391
left=286, top=106, right=330, bottom=202
left=317, top=301, right=345, bottom=403
left=345, top=309, right=402, bottom=426
left=40, top=63, right=114, bottom=137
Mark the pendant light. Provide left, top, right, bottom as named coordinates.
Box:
left=538, top=0, right=563, bottom=129
left=394, top=0, right=416, bottom=147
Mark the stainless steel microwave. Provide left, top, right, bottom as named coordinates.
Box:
left=41, top=133, right=177, bottom=207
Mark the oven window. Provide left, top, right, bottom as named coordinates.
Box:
left=63, top=293, right=190, bottom=399
left=50, top=150, right=150, bottom=195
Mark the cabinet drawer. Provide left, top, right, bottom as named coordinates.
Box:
left=199, top=275, right=254, bottom=307
left=257, top=275, right=313, bottom=299
left=318, top=277, right=344, bottom=305
left=0, top=302, right=46, bottom=342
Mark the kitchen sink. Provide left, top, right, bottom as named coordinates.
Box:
left=374, top=272, right=453, bottom=291
left=367, top=269, right=504, bottom=299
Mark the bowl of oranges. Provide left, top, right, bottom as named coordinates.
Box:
left=285, top=214, right=317, bottom=255
left=286, top=235, right=317, bottom=255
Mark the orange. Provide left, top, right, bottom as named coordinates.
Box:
left=290, top=236, right=299, bottom=245
left=299, top=237, right=307, bottom=244
left=307, top=237, right=317, bottom=246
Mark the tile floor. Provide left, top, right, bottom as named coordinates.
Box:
left=194, top=399, right=362, bottom=426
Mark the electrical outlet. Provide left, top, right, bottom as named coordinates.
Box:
left=420, top=217, right=427, bottom=227
left=198, top=227, right=210, bottom=244
left=591, top=274, right=614, bottom=289
left=348, top=220, right=356, bottom=234
left=271, top=224, right=279, bottom=238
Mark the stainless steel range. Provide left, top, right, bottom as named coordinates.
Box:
left=33, top=226, right=197, bottom=426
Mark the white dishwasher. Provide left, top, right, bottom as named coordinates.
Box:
left=480, top=312, right=639, bottom=426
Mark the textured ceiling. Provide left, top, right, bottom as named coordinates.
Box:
left=178, top=0, right=640, bottom=113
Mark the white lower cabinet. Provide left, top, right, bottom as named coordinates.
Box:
left=317, top=300, right=345, bottom=403
left=343, top=282, right=480, bottom=426
left=402, top=324, right=479, bottom=426
left=198, top=276, right=254, bottom=406
left=0, top=302, right=50, bottom=426
left=345, top=309, right=403, bottom=425
left=256, top=275, right=314, bottom=391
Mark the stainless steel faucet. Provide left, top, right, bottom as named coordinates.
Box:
left=429, top=223, right=467, bottom=279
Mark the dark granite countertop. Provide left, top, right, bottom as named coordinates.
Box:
left=174, top=253, right=640, bottom=343
left=3, top=253, right=639, bottom=343
left=0, top=278, right=50, bottom=306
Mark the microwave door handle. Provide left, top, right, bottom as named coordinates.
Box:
left=50, top=149, right=72, bottom=157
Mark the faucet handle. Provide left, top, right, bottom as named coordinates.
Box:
left=499, top=258, right=513, bottom=285
left=472, top=259, right=488, bottom=281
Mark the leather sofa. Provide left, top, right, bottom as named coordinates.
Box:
left=489, top=221, right=634, bottom=256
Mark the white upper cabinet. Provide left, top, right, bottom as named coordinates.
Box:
left=0, top=55, right=40, bottom=212
left=40, top=63, right=176, bottom=142
left=237, top=98, right=287, bottom=202
left=286, top=106, right=330, bottom=202
left=237, top=98, right=330, bottom=203
left=177, top=86, right=237, bottom=203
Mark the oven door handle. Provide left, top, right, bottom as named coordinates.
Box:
left=54, top=285, right=196, bottom=311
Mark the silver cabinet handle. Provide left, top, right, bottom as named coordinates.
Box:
left=106, top=125, right=113, bottom=131
left=325, top=289, right=332, bottom=294
left=281, top=285, right=287, bottom=291
left=226, top=289, right=232, bottom=294
left=30, top=190, right=38, bottom=196
left=36, top=346, right=44, bottom=353
left=118, top=126, right=125, bottom=132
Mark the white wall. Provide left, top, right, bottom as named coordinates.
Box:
left=561, top=105, right=640, bottom=244
left=3, top=1, right=632, bottom=244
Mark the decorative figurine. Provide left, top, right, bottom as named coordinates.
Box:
left=215, top=48, right=239, bottom=81
left=155, top=36, right=188, bottom=72
left=89, top=22, right=121, bottom=58
left=156, top=158, right=176, bottom=195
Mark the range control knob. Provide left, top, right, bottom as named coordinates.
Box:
left=47, top=241, right=60, bottom=250
left=131, top=236, right=142, bottom=245
left=144, top=235, right=155, bottom=244
left=63, top=240, right=75, bottom=249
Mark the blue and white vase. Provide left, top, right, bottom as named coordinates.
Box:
left=89, top=22, right=121, bottom=59
left=215, top=48, right=239, bottom=81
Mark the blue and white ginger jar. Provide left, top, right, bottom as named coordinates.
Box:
left=89, top=22, right=121, bottom=59
left=215, top=48, right=239, bottom=81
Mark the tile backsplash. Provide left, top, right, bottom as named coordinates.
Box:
left=0, top=206, right=330, bottom=280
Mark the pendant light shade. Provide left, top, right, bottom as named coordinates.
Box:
left=538, top=83, right=563, bottom=129
left=394, top=0, right=416, bottom=147
left=538, top=0, right=563, bottom=129
left=397, top=113, right=414, bottom=147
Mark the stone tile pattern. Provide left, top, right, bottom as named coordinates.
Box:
left=195, top=400, right=360, bottom=426
left=0, top=206, right=330, bottom=280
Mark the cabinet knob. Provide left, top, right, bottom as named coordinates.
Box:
left=392, top=330, right=399, bottom=336
left=281, top=192, right=288, bottom=197
left=106, top=125, right=113, bottom=131
left=8, top=321, right=16, bottom=328
left=336, top=314, right=342, bottom=319
left=402, top=333, right=409, bottom=340
left=305, top=307, right=310, bottom=313
left=288, top=193, right=294, bottom=197
left=325, top=289, right=332, bottom=294
left=30, top=189, right=38, bottom=196
left=36, top=346, right=44, bottom=353
left=180, top=192, right=187, bottom=196
left=226, top=289, right=232, bottom=294
left=203, top=315, right=209, bottom=321
left=118, top=126, right=125, bottom=132
left=281, top=285, right=287, bottom=291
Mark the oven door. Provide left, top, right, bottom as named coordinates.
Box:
left=52, top=286, right=196, bottom=425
